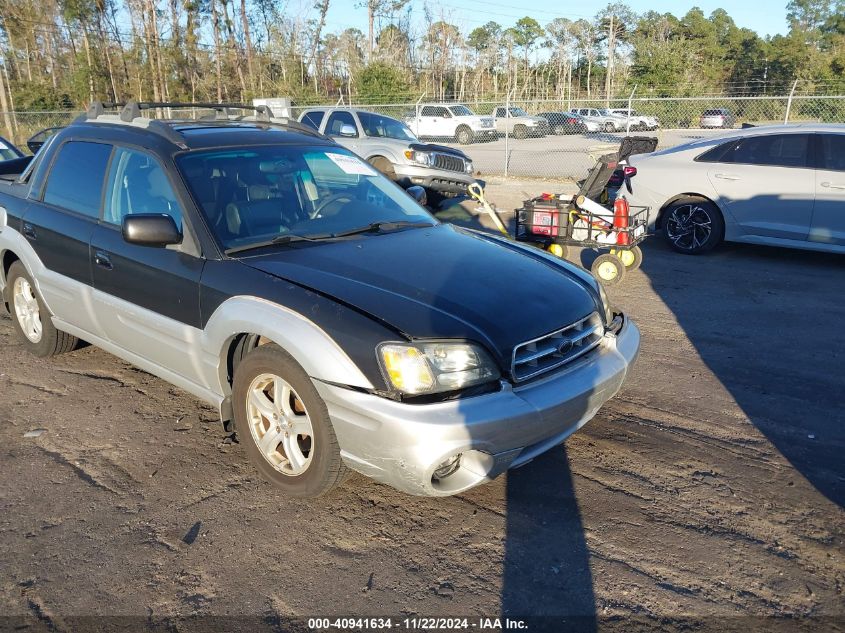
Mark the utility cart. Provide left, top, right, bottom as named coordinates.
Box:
left=514, top=136, right=657, bottom=286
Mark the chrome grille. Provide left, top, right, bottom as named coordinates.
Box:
left=432, top=152, right=466, bottom=173
left=511, top=312, right=604, bottom=382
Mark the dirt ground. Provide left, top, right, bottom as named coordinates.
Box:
left=0, top=200, right=843, bottom=632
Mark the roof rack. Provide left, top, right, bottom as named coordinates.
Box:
left=74, top=100, right=321, bottom=146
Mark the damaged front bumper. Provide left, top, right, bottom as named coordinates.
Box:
left=314, top=315, right=640, bottom=496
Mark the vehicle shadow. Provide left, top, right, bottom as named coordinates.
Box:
left=638, top=236, right=845, bottom=507
left=501, top=449, right=597, bottom=632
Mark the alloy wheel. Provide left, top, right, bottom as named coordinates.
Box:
left=13, top=277, right=42, bottom=343
left=246, top=373, right=315, bottom=476
left=665, top=204, right=713, bottom=252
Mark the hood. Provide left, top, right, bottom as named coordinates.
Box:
left=240, top=224, right=599, bottom=366
left=408, top=142, right=470, bottom=160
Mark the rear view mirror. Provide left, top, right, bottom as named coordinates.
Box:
left=339, top=124, right=357, bottom=137
left=122, top=214, right=182, bottom=247
left=405, top=185, right=428, bottom=207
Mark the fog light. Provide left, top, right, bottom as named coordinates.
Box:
left=433, top=454, right=462, bottom=480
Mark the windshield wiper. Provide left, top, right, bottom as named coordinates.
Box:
left=330, top=220, right=434, bottom=238
left=224, top=232, right=332, bottom=256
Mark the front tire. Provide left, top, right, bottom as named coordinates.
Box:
left=368, top=156, right=396, bottom=181
left=232, top=344, right=349, bottom=497
left=604, top=122, right=615, bottom=133
left=513, top=125, right=528, bottom=140
left=663, top=198, right=724, bottom=254
left=455, top=126, right=473, bottom=145
left=6, top=261, right=77, bottom=357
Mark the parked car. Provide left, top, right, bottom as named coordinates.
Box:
left=0, top=101, right=640, bottom=498
left=609, top=108, right=659, bottom=131
left=536, top=111, right=595, bottom=135
left=571, top=108, right=625, bottom=132
left=700, top=108, right=736, bottom=129
left=622, top=124, right=845, bottom=255
left=404, top=103, right=496, bottom=145
left=491, top=105, right=549, bottom=138
left=298, top=107, right=479, bottom=199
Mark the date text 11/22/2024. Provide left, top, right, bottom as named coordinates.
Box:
left=307, top=617, right=529, bottom=630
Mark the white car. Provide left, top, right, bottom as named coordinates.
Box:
left=609, top=108, right=659, bottom=131
left=405, top=104, right=496, bottom=144
left=622, top=124, right=845, bottom=255
left=571, top=108, right=625, bottom=133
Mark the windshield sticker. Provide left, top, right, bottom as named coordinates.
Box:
left=326, top=152, right=377, bottom=176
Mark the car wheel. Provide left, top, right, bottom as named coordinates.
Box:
left=368, top=156, right=396, bottom=180
left=591, top=253, right=625, bottom=286
left=455, top=126, right=473, bottom=145
left=513, top=125, right=528, bottom=140
left=545, top=243, right=569, bottom=259
left=233, top=343, right=349, bottom=497
left=6, top=261, right=78, bottom=357
left=604, top=122, right=615, bottom=133
left=553, top=125, right=566, bottom=135
left=663, top=198, right=724, bottom=255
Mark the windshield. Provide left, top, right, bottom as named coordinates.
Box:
left=449, top=105, right=474, bottom=116
left=508, top=107, right=529, bottom=117
left=356, top=111, right=418, bottom=141
left=178, top=146, right=435, bottom=253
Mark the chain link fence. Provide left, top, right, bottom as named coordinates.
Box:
left=3, top=93, right=843, bottom=181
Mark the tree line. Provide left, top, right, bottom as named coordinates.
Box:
left=0, top=0, right=843, bottom=114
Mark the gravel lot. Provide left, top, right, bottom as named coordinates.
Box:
left=439, top=128, right=729, bottom=180
left=0, top=211, right=843, bottom=632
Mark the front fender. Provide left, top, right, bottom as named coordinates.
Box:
left=201, top=295, right=375, bottom=399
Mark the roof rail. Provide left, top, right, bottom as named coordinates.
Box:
left=75, top=100, right=322, bottom=144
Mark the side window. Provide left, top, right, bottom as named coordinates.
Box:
left=819, top=134, right=845, bottom=171
left=731, top=134, right=810, bottom=168
left=43, top=141, right=112, bottom=218
left=696, top=140, right=739, bottom=163
left=326, top=111, right=358, bottom=137
left=420, top=106, right=436, bottom=116
left=494, top=108, right=505, bottom=117
left=300, top=111, right=324, bottom=131
left=104, top=147, right=183, bottom=229
left=439, top=107, right=452, bottom=118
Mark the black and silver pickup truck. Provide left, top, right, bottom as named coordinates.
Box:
left=0, top=101, right=640, bottom=497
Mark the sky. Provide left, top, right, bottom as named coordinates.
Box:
left=317, top=0, right=790, bottom=40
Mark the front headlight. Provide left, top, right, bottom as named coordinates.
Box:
left=378, top=342, right=500, bottom=395
left=465, top=160, right=473, bottom=174
left=404, top=150, right=433, bottom=167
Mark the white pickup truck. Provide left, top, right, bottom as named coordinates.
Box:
left=404, top=104, right=497, bottom=145
left=491, top=106, right=549, bottom=139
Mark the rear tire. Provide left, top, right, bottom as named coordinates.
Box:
left=6, top=261, right=77, bottom=357
left=662, top=198, right=724, bottom=255
left=232, top=344, right=349, bottom=497
left=604, top=122, right=615, bottom=133
left=455, top=126, right=473, bottom=145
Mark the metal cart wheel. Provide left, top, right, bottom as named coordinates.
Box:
left=546, top=243, right=569, bottom=259
left=611, top=245, right=643, bottom=271
left=591, top=253, right=626, bottom=286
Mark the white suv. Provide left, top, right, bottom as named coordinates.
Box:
left=609, top=108, right=659, bottom=131
left=405, top=104, right=496, bottom=145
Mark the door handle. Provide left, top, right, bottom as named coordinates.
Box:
left=94, top=250, right=113, bottom=270
left=820, top=181, right=845, bottom=190
left=22, top=222, right=37, bottom=240
left=714, top=173, right=740, bottom=181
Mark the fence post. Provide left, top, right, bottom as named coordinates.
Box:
left=625, top=85, right=637, bottom=136
left=504, top=90, right=513, bottom=178
left=784, top=79, right=799, bottom=123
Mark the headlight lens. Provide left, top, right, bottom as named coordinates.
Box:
left=465, top=160, right=473, bottom=173
left=404, top=150, right=433, bottom=167
left=378, top=342, right=500, bottom=395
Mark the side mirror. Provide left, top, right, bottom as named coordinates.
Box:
left=405, top=185, right=428, bottom=207
left=339, top=124, right=357, bottom=137
left=122, top=214, right=182, bottom=247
